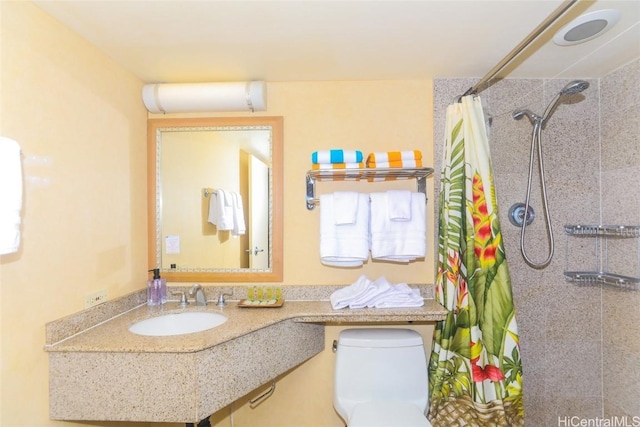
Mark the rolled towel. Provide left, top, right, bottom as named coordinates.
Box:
left=330, top=275, right=373, bottom=309
left=312, top=162, right=364, bottom=170
left=312, top=150, right=364, bottom=165
left=366, top=159, right=423, bottom=168
left=366, top=150, right=422, bottom=167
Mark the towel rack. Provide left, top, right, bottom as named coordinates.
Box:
left=203, top=188, right=215, bottom=197
left=305, top=167, right=434, bottom=210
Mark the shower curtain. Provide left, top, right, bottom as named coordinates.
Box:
left=429, top=96, right=523, bottom=426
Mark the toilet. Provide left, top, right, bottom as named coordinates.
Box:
left=333, top=328, right=433, bottom=427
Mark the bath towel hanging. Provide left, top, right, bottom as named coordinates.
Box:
left=0, top=137, right=23, bottom=255
left=369, top=191, right=426, bottom=262
left=319, top=192, right=369, bottom=267
left=207, top=189, right=234, bottom=230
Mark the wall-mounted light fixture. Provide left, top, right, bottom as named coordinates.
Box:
left=142, top=81, right=266, bottom=114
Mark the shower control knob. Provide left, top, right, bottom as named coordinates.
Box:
left=508, top=203, right=535, bottom=227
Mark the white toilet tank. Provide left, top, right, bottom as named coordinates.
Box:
left=334, top=328, right=429, bottom=424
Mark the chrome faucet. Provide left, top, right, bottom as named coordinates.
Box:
left=216, top=291, right=233, bottom=307
left=171, top=290, right=189, bottom=308
left=189, top=284, right=207, bottom=306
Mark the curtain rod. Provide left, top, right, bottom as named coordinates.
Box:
left=461, top=0, right=578, bottom=98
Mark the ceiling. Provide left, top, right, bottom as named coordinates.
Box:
left=34, top=1, right=640, bottom=84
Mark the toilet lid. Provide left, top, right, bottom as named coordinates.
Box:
left=349, top=402, right=432, bottom=427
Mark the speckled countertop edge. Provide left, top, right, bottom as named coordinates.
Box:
left=45, top=284, right=445, bottom=354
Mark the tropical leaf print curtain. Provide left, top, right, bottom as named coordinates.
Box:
left=429, top=95, right=524, bottom=426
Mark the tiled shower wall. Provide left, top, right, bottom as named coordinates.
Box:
left=600, top=59, right=640, bottom=419
left=433, top=58, right=639, bottom=426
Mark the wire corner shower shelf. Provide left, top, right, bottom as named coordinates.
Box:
left=564, top=224, right=640, bottom=290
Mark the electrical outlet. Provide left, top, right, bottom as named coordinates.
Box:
left=85, top=289, right=107, bottom=308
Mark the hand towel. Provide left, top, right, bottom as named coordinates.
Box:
left=370, top=283, right=424, bottom=308
left=0, top=137, right=23, bottom=255
left=230, top=191, right=246, bottom=236
left=330, top=275, right=373, bottom=309
left=369, top=192, right=426, bottom=262
left=312, top=162, right=364, bottom=170
left=365, top=150, right=422, bottom=167
left=320, top=192, right=370, bottom=267
left=333, top=191, right=359, bottom=225
left=312, top=150, right=363, bottom=165
left=208, top=189, right=234, bottom=231
left=387, top=190, right=412, bottom=221
left=348, top=276, right=393, bottom=308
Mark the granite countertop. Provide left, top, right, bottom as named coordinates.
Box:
left=46, top=286, right=449, bottom=422
left=45, top=298, right=448, bottom=354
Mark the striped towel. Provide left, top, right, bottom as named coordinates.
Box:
left=312, top=162, right=364, bottom=170
left=367, top=174, right=413, bottom=182
left=369, top=159, right=423, bottom=168
left=312, top=149, right=363, bottom=165
left=366, top=150, right=422, bottom=168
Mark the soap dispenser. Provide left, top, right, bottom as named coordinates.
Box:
left=147, top=268, right=167, bottom=306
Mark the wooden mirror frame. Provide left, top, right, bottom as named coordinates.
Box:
left=147, top=116, right=283, bottom=282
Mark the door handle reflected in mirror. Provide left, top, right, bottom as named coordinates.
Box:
left=245, top=247, right=265, bottom=256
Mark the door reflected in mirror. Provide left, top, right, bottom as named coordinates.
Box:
left=148, top=117, right=283, bottom=282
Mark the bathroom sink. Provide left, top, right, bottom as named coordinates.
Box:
left=129, top=312, right=228, bottom=336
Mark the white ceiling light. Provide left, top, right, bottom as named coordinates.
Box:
left=142, top=81, right=266, bottom=114
left=553, top=9, right=621, bottom=46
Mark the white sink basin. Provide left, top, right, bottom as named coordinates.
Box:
left=129, top=311, right=228, bottom=336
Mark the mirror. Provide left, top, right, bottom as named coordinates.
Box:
left=148, top=116, right=283, bottom=282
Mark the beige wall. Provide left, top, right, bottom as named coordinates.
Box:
left=159, top=80, right=436, bottom=286
left=1, top=2, right=147, bottom=427
left=270, top=80, right=435, bottom=285
left=1, top=2, right=435, bottom=427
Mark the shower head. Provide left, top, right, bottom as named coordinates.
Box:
left=561, top=80, right=590, bottom=95
left=542, top=80, right=590, bottom=123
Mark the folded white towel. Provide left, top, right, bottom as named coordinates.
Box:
left=331, top=276, right=424, bottom=309
left=333, top=191, right=359, bottom=225
left=231, top=191, right=246, bottom=236
left=370, top=282, right=424, bottom=308
left=387, top=190, right=412, bottom=221
left=348, top=276, right=393, bottom=308
left=320, top=193, right=370, bottom=267
left=208, top=189, right=234, bottom=231
left=370, top=192, right=426, bottom=262
left=330, top=275, right=372, bottom=309
left=0, top=137, right=23, bottom=255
